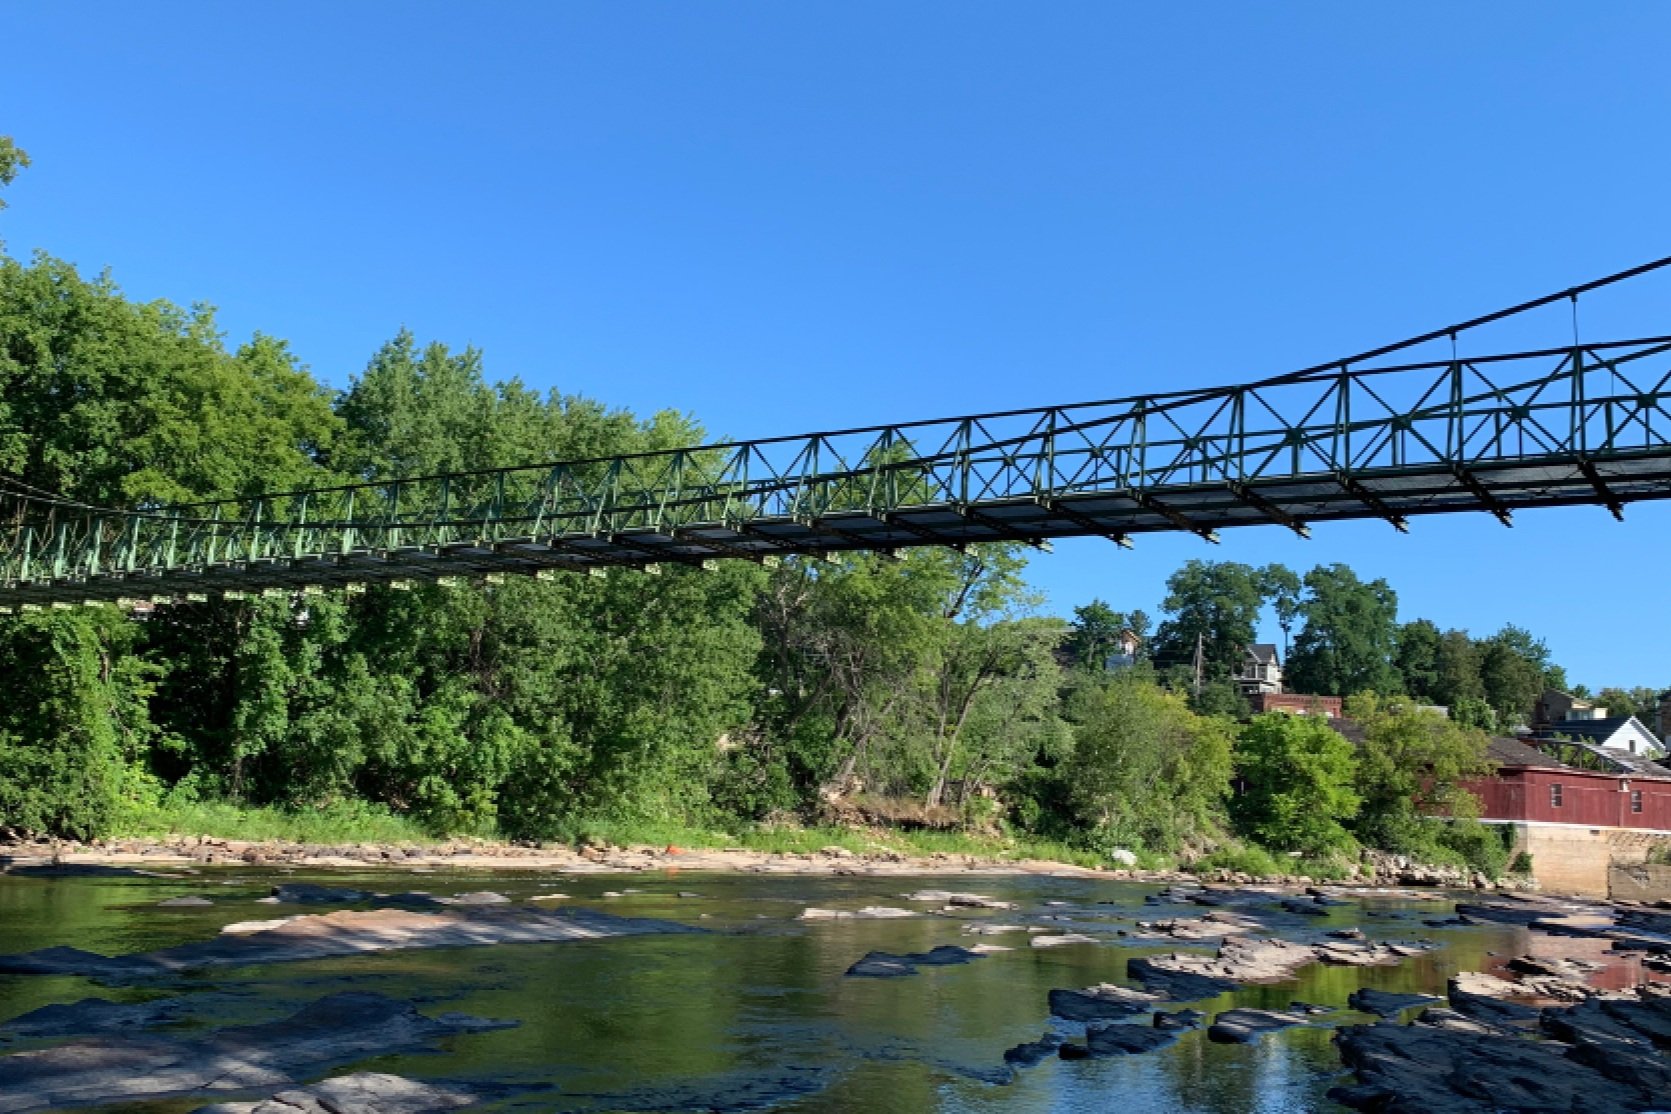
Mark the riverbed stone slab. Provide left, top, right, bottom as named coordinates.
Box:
left=1347, top=988, right=1441, bottom=1017
left=845, top=945, right=984, bottom=978
left=190, top=1072, right=481, bottom=1114
left=1206, top=1008, right=1306, bottom=1044
left=0, top=993, right=511, bottom=1114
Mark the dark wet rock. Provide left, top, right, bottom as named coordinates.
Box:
left=904, top=890, right=1016, bottom=910
left=1152, top=1009, right=1204, bottom=1031
left=0, top=907, right=701, bottom=978
left=0, top=997, right=193, bottom=1039
left=1348, top=988, right=1441, bottom=1017
left=1048, top=984, right=1158, bottom=1021
left=1331, top=1015, right=1663, bottom=1114
left=1207, top=1008, right=1306, bottom=1044
left=1452, top=900, right=1576, bottom=926
left=190, top=1072, right=481, bottom=1113
left=1, top=861, right=189, bottom=879
left=1421, top=915, right=1474, bottom=927
left=157, top=896, right=214, bottom=908
left=1057, top=1042, right=1090, bottom=1060
left=1125, top=957, right=1238, bottom=1001
left=1546, top=993, right=1671, bottom=1052
left=1505, top=954, right=1601, bottom=979
left=1411, top=1007, right=1504, bottom=1035
left=1279, top=898, right=1329, bottom=916
left=1289, top=1001, right=1333, bottom=1016
left=1327, top=927, right=1365, bottom=939
left=1446, top=976, right=1541, bottom=1025
left=1085, top=1023, right=1177, bottom=1056
left=845, top=945, right=984, bottom=978
left=270, top=883, right=371, bottom=904
left=1002, top=1032, right=1064, bottom=1066
left=0, top=993, right=511, bottom=1113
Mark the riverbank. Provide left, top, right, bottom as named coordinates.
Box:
left=1, top=830, right=1535, bottom=894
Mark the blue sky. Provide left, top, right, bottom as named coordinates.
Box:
left=3, top=3, right=1670, bottom=689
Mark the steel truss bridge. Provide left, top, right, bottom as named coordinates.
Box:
left=4, top=258, right=1671, bottom=611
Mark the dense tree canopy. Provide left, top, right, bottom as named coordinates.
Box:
left=0, top=241, right=1654, bottom=885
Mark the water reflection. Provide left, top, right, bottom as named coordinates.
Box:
left=0, top=869, right=1579, bottom=1112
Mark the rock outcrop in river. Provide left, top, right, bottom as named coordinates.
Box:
left=0, top=993, right=510, bottom=1114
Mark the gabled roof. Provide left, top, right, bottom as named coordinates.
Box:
left=1245, top=643, right=1279, bottom=664
left=1487, top=735, right=1570, bottom=770
left=1538, top=715, right=1662, bottom=751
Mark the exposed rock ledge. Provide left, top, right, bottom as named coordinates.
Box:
left=0, top=906, right=698, bottom=978
left=191, top=1072, right=480, bottom=1114
left=0, top=993, right=510, bottom=1114
left=1331, top=981, right=1671, bottom=1113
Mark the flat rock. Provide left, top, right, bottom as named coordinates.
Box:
left=0, top=997, right=195, bottom=1039
left=0, top=993, right=510, bottom=1113
left=1207, top=1008, right=1306, bottom=1043
left=797, top=906, right=915, bottom=921
left=157, top=896, right=214, bottom=908
left=1152, top=1009, right=1205, bottom=1031
left=1085, top=1023, right=1177, bottom=1056
left=1048, top=984, right=1159, bottom=1022
left=1331, top=1016, right=1662, bottom=1114
left=1030, top=933, right=1098, bottom=949
left=1347, top=988, right=1441, bottom=1017
left=1126, top=957, right=1238, bottom=1001
left=903, top=890, right=1016, bottom=909
left=844, top=945, right=984, bottom=978
left=1002, top=1032, right=1064, bottom=1067
left=0, top=907, right=699, bottom=978
left=190, top=1072, right=480, bottom=1114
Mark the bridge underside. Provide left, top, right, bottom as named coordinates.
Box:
left=8, top=450, right=1669, bottom=610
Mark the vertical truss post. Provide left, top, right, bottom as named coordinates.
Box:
left=341, top=488, right=356, bottom=556
left=1571, top=345, right=1587, bottom=455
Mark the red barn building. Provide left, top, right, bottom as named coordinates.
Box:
left=1466, top=735, right=1671, bottom=895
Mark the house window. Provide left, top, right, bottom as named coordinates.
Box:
left=1550, top=784, right=1564, bottom=808
left=1632, top=790, right=1644, bottom=814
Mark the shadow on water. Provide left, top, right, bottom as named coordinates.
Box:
left=0, top=869, right=1541, bottom=1113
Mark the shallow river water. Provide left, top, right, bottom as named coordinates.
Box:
left=0, top=867, right=1557, bottom=1113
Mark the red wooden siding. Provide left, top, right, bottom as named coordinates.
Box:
left=1466, top=767, right=1671, bottom=831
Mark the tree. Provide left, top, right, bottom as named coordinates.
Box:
left=1348, top=692, right=1495, bottom=853
left=1065, top=676, right=1234, bottom=854
left=0, top=136, right=28, bottom=209
left=1479, top=628, right=1546, bottom=728
left=1261, top=565, right=1303, bottom=657
left=1393, top=619, right=1442, bottom=703
left=1151, top=561, right=1272, bottom=681
left=1231, top=714, right=1360, bottom=855
left=1593, top=686, right=1661, bottom=725
left=1285, top=564, right=1399, bottom=696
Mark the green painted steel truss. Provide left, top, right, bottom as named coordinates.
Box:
left=4, top=331, right=1671, bottom=611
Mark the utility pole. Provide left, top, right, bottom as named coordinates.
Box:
left=1193, top=631, right=1204, bottom=698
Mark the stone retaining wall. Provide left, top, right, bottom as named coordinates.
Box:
left=1608, top=862, right=1671, bottom=903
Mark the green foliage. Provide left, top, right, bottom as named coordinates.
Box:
left=1188, top=842, right=1287, bottom=878
left=1151, top=560, right=1277, bottom=681
left=1064, top=676, right=1233, bottom=854
left=1286, top=564, right=1399, bottom=696
left=1231, top=714, right=1360, bottom=855
left=0, top=135, right=28, bottom=208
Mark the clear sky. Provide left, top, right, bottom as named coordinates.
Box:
left=3, top=3, right=1670, bottom=690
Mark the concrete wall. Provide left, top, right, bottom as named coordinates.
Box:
left=1609, top=863, right=1671, bottom=904
left=1495, top=822, right=1671, bottom=897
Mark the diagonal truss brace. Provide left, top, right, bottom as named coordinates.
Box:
left=1227, top=482, right=1311, bottom=539
left=1036, top=497, right=1133, bottom=549
left=1336, top=474, right=1409, bottom=533
left=1449, top=466, right=1514, bottom=527
left=1574, top=458, right=1627, bottom=522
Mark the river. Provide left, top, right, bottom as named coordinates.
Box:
left=0, top=866, right=1577, bottom=1112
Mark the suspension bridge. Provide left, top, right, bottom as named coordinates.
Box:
left=4, top=258, right=1671, bottom=611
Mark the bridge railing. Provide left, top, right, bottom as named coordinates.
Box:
left=3, top=335, right=1670, bottom=592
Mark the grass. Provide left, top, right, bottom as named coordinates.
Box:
left=113, top=798, right=435, bottom=846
